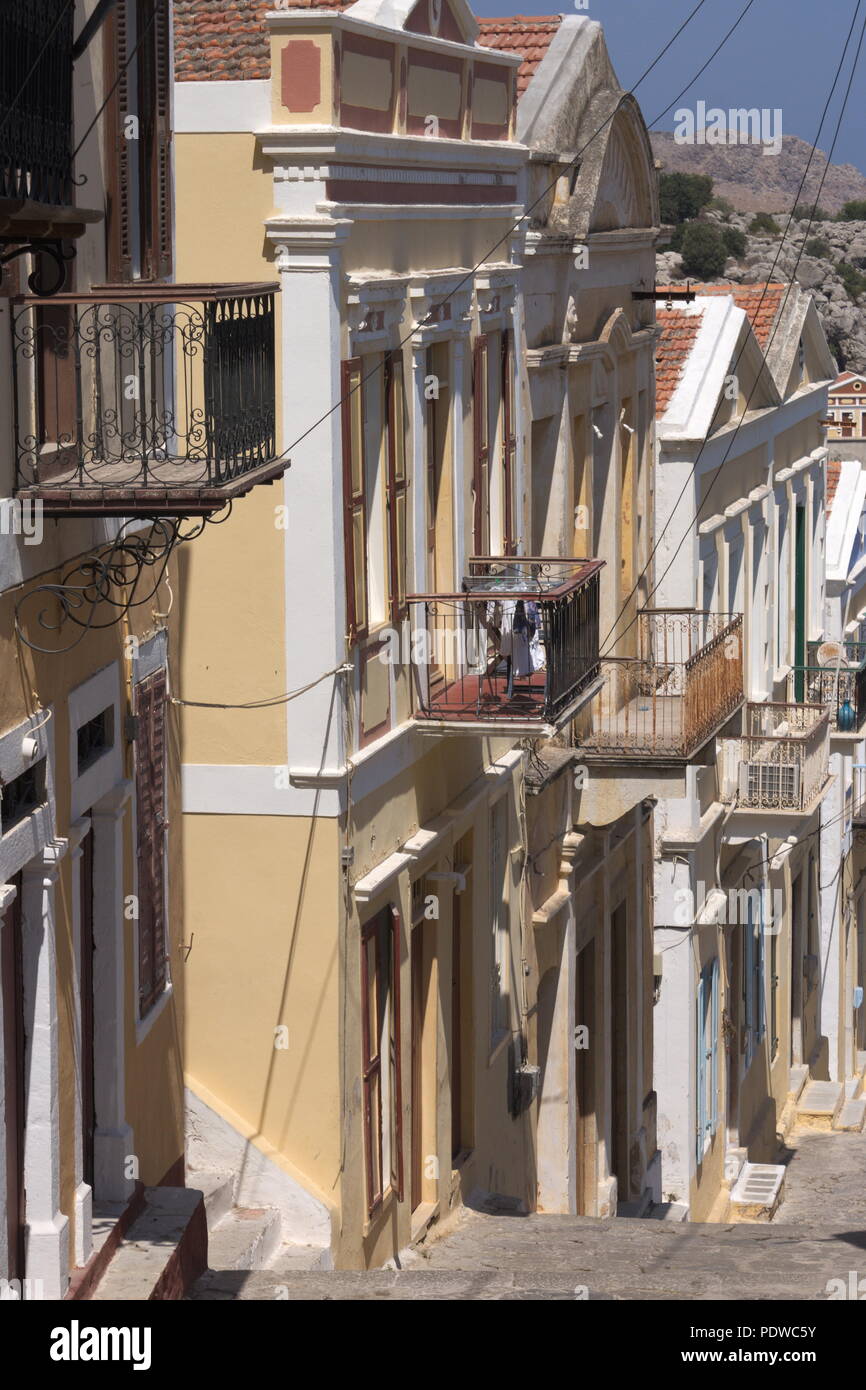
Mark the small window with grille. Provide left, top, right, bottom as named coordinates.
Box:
left=1, top=760, right=47, bottom=835
left=77, top=706, right=115, bottom=775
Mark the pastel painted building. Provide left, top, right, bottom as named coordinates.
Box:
left=171, top=2, right=666, bottom=1267
left=649, top=280, right=850, bottom=1220
left=0, top=0, right=288, bottom=1298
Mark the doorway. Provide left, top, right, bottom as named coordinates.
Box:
left=410, top=911, right=435, bottom=1214
left=575, top=939, right=596, bottom=1214
left=80, top=824, right=95, bottom=1191
left=2, top=874, right=26, bottom=1282
left=610, top=903, right=630, bottom=1202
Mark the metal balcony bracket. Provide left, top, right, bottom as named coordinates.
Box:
left=0, top=238, right=75, bottom=296
left=14, top=507, right=231, bottom=655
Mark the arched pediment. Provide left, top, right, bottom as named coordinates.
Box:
left=588, top=105, right=657, bottom=233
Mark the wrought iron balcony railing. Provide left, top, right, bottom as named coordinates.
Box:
left=575, top=609, right=744, bottom=760
left=408, top=557, right=603, bottom=727
left=792, top=642, right=866, bottom=731
left=722, top=702, right=829, bottom=813
left=11, top=284, right=284, bottom=517
left=1, top=2, right=73, bottom=210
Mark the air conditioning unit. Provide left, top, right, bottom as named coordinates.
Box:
left=739, top=760, right=800, bottom=807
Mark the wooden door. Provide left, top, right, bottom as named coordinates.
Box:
left=610, top=903, right=629, bottom=1202
left=575, top=939, right=596, bottom=1215
left=80, top=826, right=95, bottom=1191
left=450, top=895, right=462, bottom=1160
left=411, top=925, right=424, bottom=1210
left=2, top=875, right=26, bottom=1281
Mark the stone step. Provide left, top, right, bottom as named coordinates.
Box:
left=647, top=1201, right=689, bottom=1222
left=91, top=1187, right=207, bottom=1300
left=796, top=1079, right=844, bottom=1130
left=205, top=1206, right=282, bottom=1273
left=834, top=1096, right=866, bottom=1132
left=788, top=1063, right=809, bottom=1100
left=187, top=1169, right=236, bottom=1232
left=728, top=1162, right=785, bottom=1221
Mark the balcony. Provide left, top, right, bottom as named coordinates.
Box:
left=0, top=4, right=103, bottom=268
left=722, top=702, right=830, bottom=815
left=575, top=609, right=744, bottom=762
left=11, top=284, right=284, bottom=517
left=791, top=643, right=866, bottom=732
left=408, top=557, right=603, bottom=733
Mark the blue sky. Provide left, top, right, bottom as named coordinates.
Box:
left=472, top=0, right=866, bottom=172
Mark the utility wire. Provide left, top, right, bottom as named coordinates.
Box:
left=272, top=0, right=756, bottom=466
left=0, top=0, right=77, bottom=140
left=599, top=0, right=865, bottom=656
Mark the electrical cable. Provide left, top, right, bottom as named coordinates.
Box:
left=599, top=0, right=866, bottom=656
left=269, top=0, right=761, bottom=468
left=170, top=661, right=353, bottom=710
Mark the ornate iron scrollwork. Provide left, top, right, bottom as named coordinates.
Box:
left=0, top=239, right=76, bottom=296
left=14, top=507, right=232, bottom=655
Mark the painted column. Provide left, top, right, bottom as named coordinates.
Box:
left=68, top=816, right=93, bottom=1268
left=21, top=839, right=70, bottom=1299
left=90, top=781, right=136, bottom=1204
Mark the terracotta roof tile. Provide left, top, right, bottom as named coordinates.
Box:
left=826, top=459, right=842, bottom=516
left=655, top=307, right=704, bottom=418
left=476, top=16, right=563, bottom=97
left=660, top=282, right=787, bottom=349
left=174, top=0, right=355, bottom=83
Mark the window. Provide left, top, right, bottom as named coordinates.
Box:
left=743, top=890, right=766, bottom=1067
left=385, top=352, right=408, bottom=624
left=501, top=330, right=516, bottom=556
left=135, top=670, right=167, bottom=1015
left=0, top=760, right=47, bottom=834
left=361, top=904, right=403, bottom=1216
left=105, top=0, right=172, bottom=282
left=472, top=335, right=489, bottom=556
left=341, top=358, right=368, bottom=643
left=77, top=706, right=115, bottom=775
left=490, top=798, right=509, bottom=1043
left=696, top=957, right=719, bottom=1165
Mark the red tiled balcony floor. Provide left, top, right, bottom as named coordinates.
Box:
left=417, top=667, right=549, bottom=722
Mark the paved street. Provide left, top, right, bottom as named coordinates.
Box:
left=191, top=1118, right=866, bottom=1300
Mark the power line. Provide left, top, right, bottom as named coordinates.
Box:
left=273, top=0, right=749, bottom=466
left=599, top=0, right=865, bottom=656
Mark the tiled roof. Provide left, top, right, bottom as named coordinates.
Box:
left=476, top=16, right=563, bottom=97
left=679, top=283, right=787, bottom=349
left=826, top=459, right=842, bottom=515
left=655, top=307, right=704, bottom=418
left=174, top=0, right=355, bottom=82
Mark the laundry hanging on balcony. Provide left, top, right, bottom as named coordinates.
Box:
left=488, top=598, right=546, bottom=677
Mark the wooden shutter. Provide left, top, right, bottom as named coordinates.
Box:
left=361, top=916, right=383, bottom=1215
left=709, top=958, right=719, bottom=1137
left=389, top=903, right=404, bottom=1201
left=385, top=353, right=408, bottom=624
left=696, top=967, right=706, bottom=1165
left=501, top=329, right=517, bottom=556
left=104, top=1, right=133, bottom=282
left=341, top=358, right=368, bottom=643
left=471, top=335, right=489, bottom=557
left=138, top=0, right=172, bottom=280
left=136, top=669, right=167, bottom=1015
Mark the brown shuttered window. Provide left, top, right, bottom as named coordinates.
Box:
left=501, top=329, right=517, bottom=556
left=105, top=0, right=172, bottom=283
left=342, top=358, right=368, bottom=643
left=385, top=352, right=408, bottom=624
left=472, top=335, right=489, bottom=556
left=361, top=904, right=404, bottom=1216
left=135, top=669, right=168, bottom=1015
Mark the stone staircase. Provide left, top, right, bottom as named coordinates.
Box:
left=190, top=1207, right=866, bottom=1300
left=186, top=1168, right=328, bottom=1299
left=796, top=1076, right=866, bottom=1133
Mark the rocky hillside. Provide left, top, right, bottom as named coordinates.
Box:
left=651, top=131, right=866, bottom=215
left=657, top=212, right=866, bottom=371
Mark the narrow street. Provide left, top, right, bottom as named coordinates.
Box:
left=191, top=1119, right=866, bottom=1301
